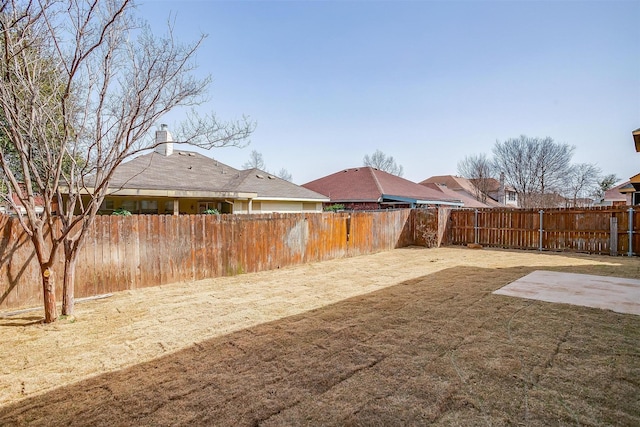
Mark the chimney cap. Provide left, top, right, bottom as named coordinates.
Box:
left=160, top=123, right=168, bottom=130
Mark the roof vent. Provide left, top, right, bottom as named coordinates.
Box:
left=256, top=174, right=264, bottom=179
left=268, top=176, right=275, bottom=179
left=188, top=153, right=195, bottom=157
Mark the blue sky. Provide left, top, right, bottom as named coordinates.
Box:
left=137, top=0, right=640, bottom=185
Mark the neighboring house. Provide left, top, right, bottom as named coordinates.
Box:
left=618, top=173, right=640, bottom=206
left=420, top=182, right=492, bottom=208
left=1, top=190, right=46, bottom=217
left=90, top=126, right=328, bottom=215
left=599, top=181, right=630, bottom=206
left=633, top=128, right=640, bottom=152
left=473, top=177, right=519, bottom=207
left=563, top=197, right=595, bottom=208
left=419, top=175, right=515, bottom=207
left=302, top=167, right=463, bottom=210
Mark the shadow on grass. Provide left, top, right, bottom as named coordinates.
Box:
left=1, top=264, right=638, bottom=426
left=0, top=316, right=44, bottom=327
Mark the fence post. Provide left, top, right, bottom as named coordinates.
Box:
left=474, top=209, right=479, bottom=244
left=610, top=217, right=618, bottom=256
left=629, top=207, right=634, bottom=257
left=539, top=210, right=544, bottom=251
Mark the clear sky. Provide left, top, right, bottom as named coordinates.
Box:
left=136, top=0, right=640, bottom=186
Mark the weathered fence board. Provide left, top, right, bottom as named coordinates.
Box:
left=445, top=206, right=639, bottom=256
left=3, top=207, right=637, bottom=311
left=1, top=209, right=425, bottom=310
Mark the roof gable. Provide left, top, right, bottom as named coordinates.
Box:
left=226, top=169, right=328, bottom=200
left=103, top=151, right=328, bottom=202
left=421, top=183, right=491, bottom=208
left=106, top=150, right=239, bottom=192
left=303, top=167, right=458, bottom=204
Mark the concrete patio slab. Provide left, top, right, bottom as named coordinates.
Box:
left=494, top=270, right=640, bottom=315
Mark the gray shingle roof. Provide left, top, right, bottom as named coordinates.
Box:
left=108, top=151, right=239, bottom=192
left=106, top=150, right=327, bottom=201
left=224, top=169, right=329, bottom=200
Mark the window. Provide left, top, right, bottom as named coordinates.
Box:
left=198, top=201, right=220, bottom=213
left=140, top=200, right=158, bottom=214
left=121, top=200, right=137, bottom=213
left=164, top=201, right=175, bottom=214
left=507, top=192, right=516, bottom=202
left=99, top=199, right=115, bottom=213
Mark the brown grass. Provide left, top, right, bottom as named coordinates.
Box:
left=0, top=247, right=639, bottom=426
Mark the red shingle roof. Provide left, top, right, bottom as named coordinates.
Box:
left=303, top=167, right=459, bottom=205
left=421, top=183, right=491, bottom=208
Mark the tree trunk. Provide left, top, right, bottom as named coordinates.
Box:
left=42, top=267, right=57, bottom=323
left=62, top=237, right=83, bottom=316
left=62, top=255, right=76, bottom=316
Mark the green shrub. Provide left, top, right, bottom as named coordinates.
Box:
left=324, top=204, right=345, bottom=212
left=203, top=208, right=220, bottom=215
left=112, top=208, right=132, bottom=216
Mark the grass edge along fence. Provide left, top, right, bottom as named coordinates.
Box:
left=444, top=206, right=639, bottom=256
left=1, top=209, right=441, bottom=311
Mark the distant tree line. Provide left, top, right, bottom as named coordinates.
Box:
left=363, top=150, right=404, bottom=177
left=242, top=150, right=293, bottom=182
left=458, top=136, right=617, bottom=208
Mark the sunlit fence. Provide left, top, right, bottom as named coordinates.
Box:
left=445, top=206, right=640, bottom=256
left=2, top=206, right=637, bottom=311
left=0, top=209, right=440, bottom=310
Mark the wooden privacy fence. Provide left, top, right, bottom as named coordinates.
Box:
left=1, top=209, right=439, bottom=310
left=445, top=206, right=640, bottom=256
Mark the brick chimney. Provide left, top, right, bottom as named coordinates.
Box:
left=154, top=124, right=174, bottom=156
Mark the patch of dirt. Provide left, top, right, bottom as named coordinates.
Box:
left=0, top=247, right=638, bottom=425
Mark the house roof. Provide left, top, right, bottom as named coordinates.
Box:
left=604, top=181, right=630, bottom=201
left=420, top=175, right=475, bottom=193
left=106, top=151, right=239, bottom=193
left=468, top=177, right=517, bottom=193
left=223, top=168, right=328, bottom=201
left=302, top=167, right=462, bottom=206
left=420, top=175, right=503, bottom=207
left=421, top=183, right=491, bottom=208
left=101, top=150, right=327, bottom=201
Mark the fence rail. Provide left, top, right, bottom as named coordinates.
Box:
left=2, top=206, right=638, bottom=311
left=445, top=206, right=640, bottom=256
left=1, top=209, right=435, bottom=310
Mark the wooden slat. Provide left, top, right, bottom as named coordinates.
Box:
left=2, top=207, right=638, bottom=311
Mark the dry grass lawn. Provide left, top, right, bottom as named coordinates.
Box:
left=0, top=247, right=639, bottom=426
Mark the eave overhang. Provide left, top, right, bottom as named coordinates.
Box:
left=381, top=194, right=464, bottom=207
left=253, top=196, right=330, bottom=203
left=66, top=187, right=258, bottom=200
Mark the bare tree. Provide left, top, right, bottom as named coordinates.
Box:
left=363, top=150, right=403, bottom=177
left=0, top=0, right=254, bottom=322
left=277, top=168, right=292, bottom=182
left=493, top=136, right=574, bottom=208
left=457, top=153, right=494, bottom=203
left=565, top=163, right=601, bottom=207
left=242, top=150, right=265, bottom=170
left=592, top=173, right=619, bottom=202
